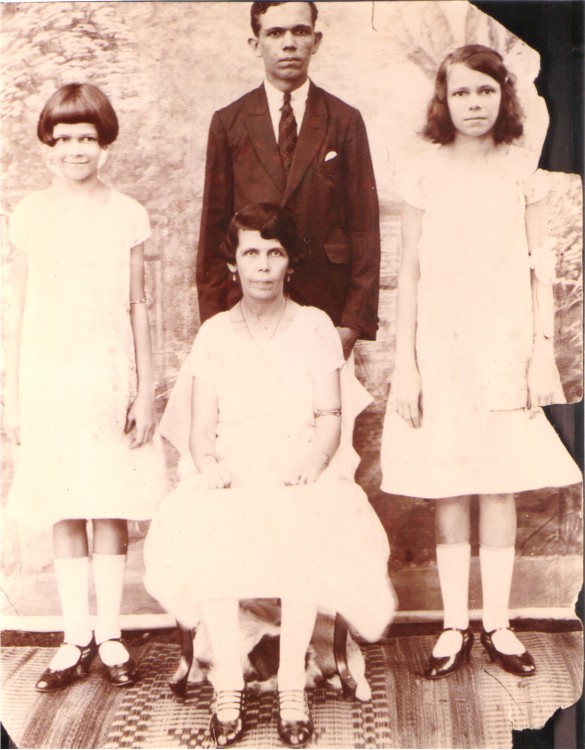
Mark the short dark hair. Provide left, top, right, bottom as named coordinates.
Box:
left=423, top=44, right=524, bottom=145
left=37, top=83, right=119, bottom=147
left=221, top=203, right=304, bottom=268
left=250, top=1, right=318, bottom=37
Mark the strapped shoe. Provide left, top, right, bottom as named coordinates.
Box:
left=278, top=689, right=313, bottom=747
left=424, top=627, right=474, bottom=680
left=210, top=689, right=245, bottom=746
left=481, top=628, right=536, bottom=676
left=36, top=640, right=96, bottom=692
left=98, top=638, right=138, bottom=687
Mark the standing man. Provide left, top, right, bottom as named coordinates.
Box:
left=196, top=1, right=380, bottom=358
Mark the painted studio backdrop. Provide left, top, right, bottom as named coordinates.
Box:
left=1, top=1, right=582, bottom=625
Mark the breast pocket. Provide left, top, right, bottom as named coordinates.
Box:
left=319, top=151, right=341, bottom=178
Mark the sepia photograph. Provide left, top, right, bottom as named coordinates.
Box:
left=1, top=1, right=583, bottom=748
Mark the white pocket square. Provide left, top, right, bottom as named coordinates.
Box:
left=324, top=150, right=338, bottom=162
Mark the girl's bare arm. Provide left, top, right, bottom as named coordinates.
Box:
left=127, top=244, right=156, bottom=447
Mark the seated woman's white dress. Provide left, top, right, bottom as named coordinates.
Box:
left=144, top=306, right=396, bottom=642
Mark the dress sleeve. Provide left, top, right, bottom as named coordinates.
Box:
left=185, top=318, right=219, bottom=383
left=395, top=153, right=426, bottom=209
left=127, top=199, right=151, bottom=248
left=158, top=319, right=220, bottom=454
left=8, top=197, right=32, bottom=252
left=311, top=310, right=345, bottom=379
left=523, top=168, right=550, bottom=205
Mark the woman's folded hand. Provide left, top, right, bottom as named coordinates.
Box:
left=199, top=455, right=232, bottom=489
left=284, top=449, right=330, bottom=486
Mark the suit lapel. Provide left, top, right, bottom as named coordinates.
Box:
left=244, top=86, right=287, bottom=195
left=283, top=83, right=327, bottom=204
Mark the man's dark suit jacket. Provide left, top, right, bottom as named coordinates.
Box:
left=196, top=82, right=381, bottom=340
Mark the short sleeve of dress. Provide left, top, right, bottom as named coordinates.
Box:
left=9, top=195, right=33, bottom=252
left=523, top=169, right=550, bottom=205
left=395, top=151, right=428, bottom=209
left=186, top=317, right=221, bottom=383
left=127, top=199, right=151, bottom=248
left=309, top=309, right=345, bottom=379
left=510, top=146, right=549, bottom=205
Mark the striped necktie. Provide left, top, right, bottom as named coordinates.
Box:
left=278, top=92, right=297, bottom=176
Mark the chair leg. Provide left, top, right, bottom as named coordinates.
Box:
left=169, top=621, right=194, bottom=701
left=333, top=613, right=358, bottom=700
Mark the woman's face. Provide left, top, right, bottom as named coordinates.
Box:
left=233, top=228, right=290, bottom=302
left=446, top=63, right=502, bottom=140
left=50, top=122, right=104, bottom=183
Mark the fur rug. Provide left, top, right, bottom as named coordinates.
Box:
left=184, top=599, right=372, bottom=701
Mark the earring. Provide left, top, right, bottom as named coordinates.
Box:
left=232, top=272, right=237, bottom=282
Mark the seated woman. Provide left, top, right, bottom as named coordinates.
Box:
left=144, top=204, right=396, bottom=748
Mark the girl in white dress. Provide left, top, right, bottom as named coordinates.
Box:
left=4, top=84, right=167, bottom=691
left=144, top=204, right=395, bottom=747
left=381, top=46, right=581, bottom=680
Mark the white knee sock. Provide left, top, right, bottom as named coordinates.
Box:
left=93, top=553, right=126, bottom=646
left=436, top=543, right=471, bottom=630
left=54, top=556, right=92, bottom=647
left=480, top=544, right=515, bottom=633
left=202, top=599, right=244, bottom=694
left=277, top=599, right=317, bottom=693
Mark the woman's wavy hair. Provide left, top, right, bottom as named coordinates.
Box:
left=221, top=203, right=304, bottom=268
left=423, top=45, right=524, bottom=145
left=37, top=83, right=119, bottom=147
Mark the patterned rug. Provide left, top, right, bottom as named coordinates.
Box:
left=1, top=631, right=582, bottom=749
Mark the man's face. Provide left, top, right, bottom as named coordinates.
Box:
left=249, top=2, right=322, bottom=90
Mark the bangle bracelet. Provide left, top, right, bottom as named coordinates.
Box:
left=130, top=298, right=147, bottom=305
left=314, top=408, right=342, bottom=418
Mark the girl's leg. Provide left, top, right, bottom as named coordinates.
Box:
left=92, top=519, right=130, bottom=666
left=47, top=520, right=92, bottom=671
left=277, top=598, right=317, bottom=697
left=277, top=598, right=317, bottom=747
left=202, top=598, right=244, bottom=718
left=203, top=599, right=245, bottom=745
left=432, top=497, right=472, bottom=657
left=53, top=521, right=92, bottom=646
left=479, top=493, right=528, bottom=655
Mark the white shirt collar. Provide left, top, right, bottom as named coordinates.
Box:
left=264, top=78, right=311, bottom=140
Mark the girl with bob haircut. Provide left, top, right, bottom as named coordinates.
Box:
left=4, top=83, right=166, bottom=692
left=381, top=45, right=580, bottom=681
left=145, top=202, right=395, bottom=747
left=37, top=82, right=119, bottom=147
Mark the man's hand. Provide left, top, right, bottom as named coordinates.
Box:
left=336, top=327, right=359, bottom=360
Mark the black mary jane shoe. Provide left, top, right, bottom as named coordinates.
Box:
left=278, top=689, right=313, bottom=748
left=424, top=627, right=474, bottom=680
left=98, top=639, right=138, bottom=687
left=210, top=690, right=245, bottom=747
left=480, top=628, right=536, bottom=676
left=36, top=640, right=96, bottom=693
